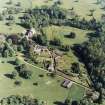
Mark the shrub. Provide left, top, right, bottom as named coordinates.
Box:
left=67, top=32, right=76, bottom=39
left=14, top=80, right=22, bottom=86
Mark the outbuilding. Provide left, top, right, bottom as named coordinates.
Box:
left=62, top=80, right=73, bottom=88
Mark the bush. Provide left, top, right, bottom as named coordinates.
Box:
left=60, top=45, right=70, bottom=51
left=0, top=95, right=40, bottom=105
left=39, top=74, right=44, bottom=78
left=33, top=82, right=38, bottom=86
left=15, top=58, right=20, bottom=65
left=66, top=32, right=76, bottom=39
left=11, top=71, right=18, bottom=79
left=19, top=70, right=32, bottom=79
left=14, top=80, right=22, bottom=86
left=18, top=64, right=33, bottom=79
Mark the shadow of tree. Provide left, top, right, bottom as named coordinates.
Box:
left=7, top=61, right=16, bottom=65
left=53, top=101, right=65, bottom=105
left=4, top=73, right=13, bottom=79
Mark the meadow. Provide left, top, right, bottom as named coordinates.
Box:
left=0, top=0, right=104, bottom=34
left=0, top=57, right=85, bottom=105
left=43, top=25, right=90, bottom=45
left=0, top=0, right=30, bottom=34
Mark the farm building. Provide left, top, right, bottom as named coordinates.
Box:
left=48, top=63, right=55, bottom=72
left=62, top=80, right=73, bottom=88
left=24, top=28, right=37, bottom=40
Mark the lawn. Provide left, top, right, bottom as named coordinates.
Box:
left=43, top=25, right=90, bottom=45
left=0, top=57, right=85, bottom=105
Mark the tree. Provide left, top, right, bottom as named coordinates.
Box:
left=0, top=13, right=3, bottom=21
left=18, top=45, right=24, bottom=52
left=14, top=80, right=22, bottom=86
left=7, top=35, right=19, bottom=44
left=11, top=71, right=18, bottom=79
left=35, top=34, right=47, bottom=46
left=18, top=64, right=32, bottom=79
left=0, top=95, right=40, bottom=105
left=50, top=37, right=62, bottom=46
left=64, top=99, right=70, bottom=105
left=7, top=0, right=13, bottom=5
left=71, top=63, right=80, bottom=74
left=3, top=50, right=9, bottom=57
left=29, top=45, right=38, bottom=63
left=7, top=38, right=13, bottom=45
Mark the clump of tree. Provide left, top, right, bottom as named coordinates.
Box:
left=64, top=97, right=100, bottom=105
left=1, top=43, right=15, bottom=57
left=73, top=32, right=105, bottom=103
left=71, top=62, right=80, bottom=74
left=50, top=37, right=62, bottom=46
left=34, top=34, right=47, bottom=46
left=21, top=5, right=102, bottom=32
left=17, top=64, right=32, bottom=79
left=21, top=5, right=67, bottom=29
left=29, top=45, right=38, bottom=63
left=0, top=95, right=41, bottom=105
left=64, top=17, right=102, bottom=30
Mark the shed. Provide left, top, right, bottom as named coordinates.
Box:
left=62, top=80, right=73, bottom=88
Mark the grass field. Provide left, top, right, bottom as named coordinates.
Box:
left=31, top=0, right=105, bottom=20
left=43, top=25, right=90, bottom=45
left=59, top=0, right=105, bottom=20
left=0, top=0, right=30, bottom=10
left=0, top=57, right=85, bottom=105
left=0, top=0, right=30, bottom=34
left=0, top=0, right=104, bottom=34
